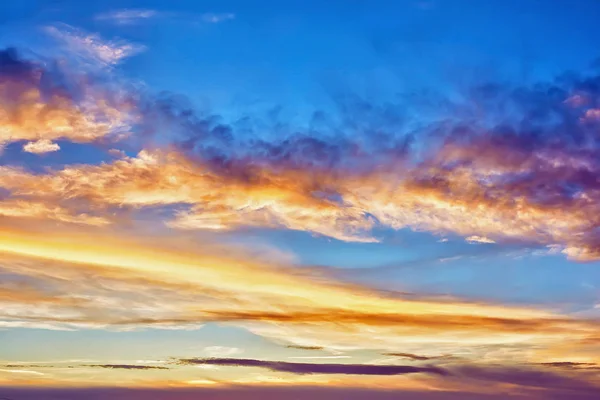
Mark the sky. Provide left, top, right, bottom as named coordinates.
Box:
left=1, top=0, right=600, bottom=399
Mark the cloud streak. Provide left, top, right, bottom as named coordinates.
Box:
left=46, top=25, right=145, bottom=67
left=94, top=9, right=235, bottom=26
left=94, top=9, right=160, bottom=25
left=87, top=364, right=169, bottom=370
left=178, top=357, right=448, bottom=376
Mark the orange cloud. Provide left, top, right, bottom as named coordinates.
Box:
left=1, top=146, right=599, bottom=259
left=0, top=49, right=136, bottom=152
left=0, top=225, right=598, bottom=368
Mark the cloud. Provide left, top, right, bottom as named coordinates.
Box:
left=2, top=42, right=600, bottom=391
left=465, top=236, right=496, bottom=244
left=201, top=13, right=235, bottom=24
left=286, top=345, right=325, bottom=351
left=86, top=364, right=168, bottom=370
left=0, top=199, right=110, bottom=226
left=451, top=364, right=600, bottom=393
left=177, top=357, right=449, bottom=376
left=94, top=9, right=234, bottom=26
left=0, top=369, right=44, bottom=376
left=4, top=63, right=600, bottom=259
left=94, top=9, right=160, bottom=25
left=0, top=48, right=135, bottom=151
left=1, top=225, right=596, bottom=365
left=22, top=140, right=60, bottom=154
left=45, top=25, right=145, bottom=67
left=0, top=150, right=378, bottom=241
left=538, top=362, right=600, bottom=371
left=203, top=346, right=243, bottom=357
left=5, top=45, right=600, bottom=259
left=382, top=352, right=439, bottom=361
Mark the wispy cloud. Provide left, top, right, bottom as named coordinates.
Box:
left=0, top=225, right=593, bottom=365
left=465, top=236, right=496, bottom=244
left=0, top=369, right=44, bottom=376
left=94, top=9, right=160, bottom=25
left=94, top=9, right=235, bottom=26
left=286, top=345, right=325, bottom=351
left=203, top=346, right=243, bottom=357
left=45, top=24, right=145, bottom=67
left=201, top=13, right=235, bottom=24
left=381, top=352, right=439, bottom=361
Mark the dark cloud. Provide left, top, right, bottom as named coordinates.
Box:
left=177, top=357, right=448, bottom=376
left=538, top=362, right=600, bottom=371
left=286, top=345, right=325, bottom=351
left=452, top=364, right=600, bottom=393
left=86, top=364, right=168, bottom=370
left=1, top=364, right=67, bottom=369
left=0, top=363, right=168, bottom=370
left=0, top=48, right=38, bottom=83
left=382, top=352, right=440, bottom=361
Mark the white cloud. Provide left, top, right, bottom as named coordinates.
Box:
left=465, top=235, right=496, bottom=244
left=45, top=24, right=145, bottom=67
left=203, top=346, right=243, bottom=357
left=95, top=9, right=160, bottom=25
left=0, top=369, right=45, bottom=376
left=95, top=9, right=235, bottom=25
left=23, top=140, right=60, bottom=154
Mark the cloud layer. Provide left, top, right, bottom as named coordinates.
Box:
left=2, top=47, right=600, bottom=260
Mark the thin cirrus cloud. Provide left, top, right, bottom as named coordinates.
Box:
left=94, top=9, right=160, bottom=24
left=45, top=24, right=145, bottom=67
left=94, top=9, right=235, bottom=25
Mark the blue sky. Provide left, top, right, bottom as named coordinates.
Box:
left=1, top=1, right=600, bottom=398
